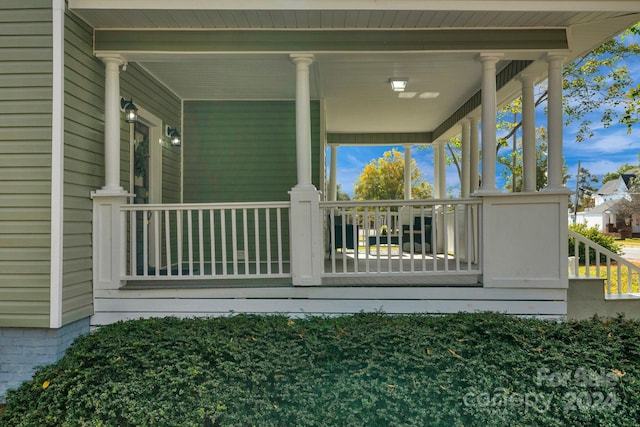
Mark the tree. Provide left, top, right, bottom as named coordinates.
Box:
left=354, top=149, right=432, bottom=200
left=498, top=127, right=565, bottom=192
left=570, top=166, right=599, bottom=212
left=602, top=160, right=640, bottom=184
left=336, top=184, right=351, bottom=201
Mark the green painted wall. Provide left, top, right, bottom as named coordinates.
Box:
left=0, top=0, right=54, bottom=328
left=182, top=100, right=319, bottom=264
left=183, top=100, right=320, bottom=203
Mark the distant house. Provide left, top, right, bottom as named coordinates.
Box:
left=595, top=172, right=639, bottom=206
left=574, top=170, right=639, bottom=234
left=1, top=0, right=640, bottom=400
left=569, top=171, right=640, bottom=237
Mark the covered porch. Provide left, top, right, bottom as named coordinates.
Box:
left=69, top=1, right=640, bottom=323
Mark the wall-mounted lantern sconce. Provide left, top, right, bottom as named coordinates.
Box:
left=120, top=97, right=138, bottom=123
left=166, top=126, right=181, bottom=147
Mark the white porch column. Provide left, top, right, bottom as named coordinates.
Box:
left=544, top=54, right=566, bottom=191
left=404, top=145, right=412, bottom=200
left=521, top=74, right=537, bottom=192
left=92, top=55, right=131, bottom=292
left=433, top=142, right=441, bottom=199
left=292, top=54, right=314, bottom=189
left=476, top=53, right=503, bottom=194
left=100, top=56, right=125, bottom=192
left=461, top=120, right=471, bottom=198
left=436, top=141, right=446, bottom=198
left=470, top=117, right=480, bottom=193
left=289, top=54, right=322, bottom=286
left=328, top=145, right=338, bottom=201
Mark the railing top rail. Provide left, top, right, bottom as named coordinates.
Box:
left=121, top=201, right=291, bottom=211
left=320, top=198, right=481, bottom=208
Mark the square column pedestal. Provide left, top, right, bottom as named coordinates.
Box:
left=481, top=192, right=569, bottom=289
left=289, top=186, right=324, bottom=286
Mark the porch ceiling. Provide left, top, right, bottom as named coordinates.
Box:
left=68, top=2, right=640, bottom=138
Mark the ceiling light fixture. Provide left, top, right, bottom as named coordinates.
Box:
left=419, top=92, right=441, bottom=99
left=389, top=78, right=408, bottom=92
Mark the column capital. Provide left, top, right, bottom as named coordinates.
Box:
left=518, top=72, right=538, bottom=85
left=96, top=54, right=126, bottom=67
left=477, top=52, right=504, bottom=63
left=290, top=53, right=315, bottom=65
left=546, top=53, right=566, bottom=63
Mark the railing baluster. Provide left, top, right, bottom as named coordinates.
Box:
left=254, top=209, right=261, bottom=275
left=177, top=210, right=183, bottom=277
left=187, top=210, right=194, bottom=276
left=364, top=207, right=370, bottom=274
left=165, top=210, right=171, bottom=277
left=198, top=209, right=204, bottom=276
left=373, top=206, right=378, bottom=273
left=276, top=207, right=283, bottom=274
left=443, top=204, right=449, bottom=272
left=220, top=210, right=227, bottom=276
left=209, top=209, right=216, bottom=276
left=352, top=207, right=358, bottom=274
left=265, top=209, right=272, bottom=275
left=143, top=208, right=149, bottom=277
left=454, top=205, right=461, bottom=272
left=243, top=209, right=249, bottom=275
left=154, top=210, right=160, bottom=276
left=130, top=210, right=136, bottom=276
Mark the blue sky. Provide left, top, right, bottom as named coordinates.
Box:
left=330, top=52, right=640, bottom=199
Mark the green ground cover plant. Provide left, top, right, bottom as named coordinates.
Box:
left=2, top=313, right=640, bottom=426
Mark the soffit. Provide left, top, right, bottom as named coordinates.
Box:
left=68, top=4, right=640, bottom=135
left=69, top=8, right=629, bottom=30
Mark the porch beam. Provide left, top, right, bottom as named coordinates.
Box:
left=327, top=132, right=431, bottom=146
left=94, top=29, right=569, bottom=54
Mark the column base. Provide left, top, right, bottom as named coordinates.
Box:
left=473, top=187, right=504, bottom=196
left=289, top=186, right=323, bottom=286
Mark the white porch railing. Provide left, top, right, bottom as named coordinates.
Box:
left=569, top=229, right=640, bottom=297
left=321, top=199, right=482, bottom=278
left=121, top=202, right=291, bottom=281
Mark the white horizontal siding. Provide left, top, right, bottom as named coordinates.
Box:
left=0, top=2, right=53, bottom=328
left=92, top=286, right=567, bottom=325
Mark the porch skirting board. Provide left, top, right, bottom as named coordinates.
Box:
left=92, top=287, right=567, bottom=325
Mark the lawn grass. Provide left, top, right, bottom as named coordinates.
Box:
left=620, top=238, right=640, bottom=247
left=578, top=265, right=640, bottom=294
left=2, top=313, right=640, bottom=426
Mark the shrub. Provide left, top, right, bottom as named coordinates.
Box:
left=569, top=223, right=622, bottom=264
left=2, top=313, right=640, bottom=426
